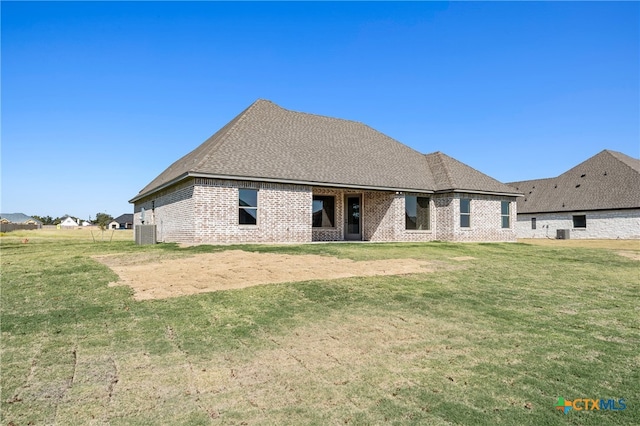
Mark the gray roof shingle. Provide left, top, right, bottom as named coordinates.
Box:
left=508, top=150, right=640, bottom=213
left=114, top=214, right=134, bottom=224
left=0, top=213, right=42, bottom=224
left=132, top=100, right=519, bottom=201
left=425, top=151, right=518, bottom=194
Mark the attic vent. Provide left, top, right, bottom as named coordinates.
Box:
left=580, top=174, right=586, bottom=178
left=576, top=184, right=581, bottom=188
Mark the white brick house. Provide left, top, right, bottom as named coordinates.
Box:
left=508, top=150, right=640, bottom=239
left=130, top=100, right=520, bottom=244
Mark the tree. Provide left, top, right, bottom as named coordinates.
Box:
left=32, top=215, right=54, bottom=225
left=94, top=213, right=114, bottom=229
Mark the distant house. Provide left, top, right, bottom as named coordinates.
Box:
left=129, top=99, right=521, bottom=244
left=113, top=214, right=134, bottom=229
left=59, top=216, right=79, bottom=228
left=0, top=213, right=42, bottom=226
left=108, top=220, right=119, bottom=230
left=508, top=150, right=640, bottom=239
left=0, top=213, right=42, bottom=232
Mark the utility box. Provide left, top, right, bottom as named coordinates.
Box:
left=556, top=229, right=570, bottom=240
left=135, top=225, right=157, bottom=245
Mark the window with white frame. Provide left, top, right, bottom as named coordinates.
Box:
left=239, top=189, right=258, bottom=225
left=501, top=201, right=510, bottom=228
left=460, top=198, right=471, bottom=228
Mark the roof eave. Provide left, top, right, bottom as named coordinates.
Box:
left=128, top=172, right=191, bottom=204
left=517, top=206, right=640, bottom=215
left=129, top=172, right=436, bottom=203
left=435, top=188, right=523, bottom=197
left=188, top=172, right=435, bottom=194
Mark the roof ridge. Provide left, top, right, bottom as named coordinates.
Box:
left=271, top=101, right=429, bottom=159
left=507, top=176, right=558, bottom=185
left=431, top=152, right=454, bottom=189
left=193, top=99, right=268, bottom=171
left=602, top=149, right=640, bottom=174
left=273, top=101, right=368, bottom=127
left=559, top=149, right=639, bottom=179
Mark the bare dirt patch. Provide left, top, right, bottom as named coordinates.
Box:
left=450, top=256, right=476, bottom=261
left=617, top=251, right=640, bottom=261
left=94, top=250, right=435, bottom=300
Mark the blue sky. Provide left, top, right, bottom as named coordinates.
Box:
left=2, top=1, right=638, bottom=220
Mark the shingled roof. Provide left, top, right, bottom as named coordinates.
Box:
left=132, top=100, right=519, bottom=202
left=508, top=150, right=640, bottom=214
left=0, top=213, right=42, bottom=224
left=425, top=151, right=517, bottom=194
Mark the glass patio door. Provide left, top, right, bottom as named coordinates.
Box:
left=344, top=195, right=362, bottom=240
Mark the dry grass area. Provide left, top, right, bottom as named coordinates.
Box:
left=518, top=238, right=640, bottom=250
left=519, top=238, right=640, bottom=261
left=136, top=311, right=483, bottom=423
left=94, top=250, right=442, bottom=300
left=0, top=227, right=134, bottom=242
left=3, top=240, right=639, bottom=424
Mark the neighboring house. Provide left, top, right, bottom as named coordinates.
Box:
left=508, top=150, right=640, bottom=239
left=108, top=220, right=119, bottom=230
left=59, top=216, right=79, bottom=228
left=113, top=214, right=134, bottom=229
left=0, top=213, right=42, bottom=226
left=0, top=213, right=42, bottom=232
left=129, top=100, right=521, bottom=244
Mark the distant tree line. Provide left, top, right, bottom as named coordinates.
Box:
left=31, top=213, right=114, bottom=227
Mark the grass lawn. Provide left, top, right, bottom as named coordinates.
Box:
left=1, top=231, right=638, bottom=425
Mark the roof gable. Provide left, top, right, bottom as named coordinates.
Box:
left=508, top=150, right=640, bottom=213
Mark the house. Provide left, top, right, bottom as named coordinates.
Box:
left=0, top=213, right=42, bottom=226
left=108, top=220, right=119, bottom=230
left=0, top=213, right=42, bottom=232
left=113, top=214, right=134, bottom=229
left=59, top=216, right=79, bottom=228
left=129, top=100, right=521, bottom=244
left=508, top=150, right=640, bottom=239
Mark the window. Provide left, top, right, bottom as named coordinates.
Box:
left=312, top=195, right=335, bottom=227
left=531, top=218, right=536, bottom=230
left=460, top=198, right=471, bottom=228
left=573, top=215, right=586, bottom=228
left=239, top=189, right=258, bottom=225
left=501, top=201, right=510, bottom=228
left=405, top=196, right=430, bottom=230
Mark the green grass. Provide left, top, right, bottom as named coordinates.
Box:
left=1, top=235, right=639, bottom=425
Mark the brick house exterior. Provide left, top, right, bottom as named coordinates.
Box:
left=130, top=100, right=520, bottom=244
left=508, top=150, right=640, bottom=240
